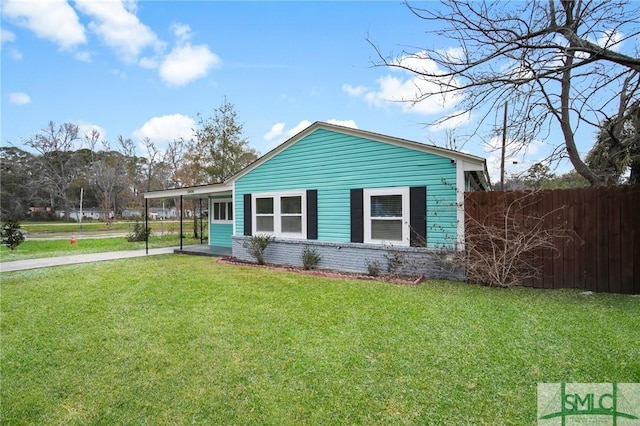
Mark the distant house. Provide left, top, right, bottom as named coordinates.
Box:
left=147, top=207, right=178, bottom=220
left=122, top=209, right=143, bottom=219
left=144, top=122, right=490, bottom=275
left=58, top=208, right=113, bottom=221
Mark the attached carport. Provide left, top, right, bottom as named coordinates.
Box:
left=143, top=183, right=233, bottom=255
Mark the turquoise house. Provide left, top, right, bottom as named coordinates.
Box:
left=145, top=122, right=490, bottom=275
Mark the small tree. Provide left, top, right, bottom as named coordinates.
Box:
left=301, top=245, right=322, bottom=270
left=127, top=220, right=152, bottom=242
left=242, top=234, right=275, bottom=265
left=1, top=220, right=25, bottom=250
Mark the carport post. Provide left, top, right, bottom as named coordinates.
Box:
left=145, top=198, right=148, bottom=255
left=180, top=195, right=183, bottom=250
left=199, top=198, right=203, bottom=244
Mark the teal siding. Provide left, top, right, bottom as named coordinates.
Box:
left=210, top=223, right=232, bottom=247
left=235, top=129, right=458, bottom=248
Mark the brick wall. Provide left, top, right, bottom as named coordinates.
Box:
left=232, top=236, right=463, bottom=280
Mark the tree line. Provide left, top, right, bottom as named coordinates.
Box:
left=0, top=99, right=259, bottom=221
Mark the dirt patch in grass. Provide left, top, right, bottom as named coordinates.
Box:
left=217, top=256, right=424, bottom=285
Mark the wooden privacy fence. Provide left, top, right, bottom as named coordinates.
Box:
left=464, top=186, right=640, bottom=294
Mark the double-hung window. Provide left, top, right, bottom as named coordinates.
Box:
left=255, top=197, right=274, bottom=232
left=364, top=187, right=410, bottom=245
left=212, top=200, right=233, bottom=223
left=253, top=192, right=306, bottom=238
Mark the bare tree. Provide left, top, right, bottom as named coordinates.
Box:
left=371, top=0, right=640, bottom=185
left=118, top=136, right=165, bottom=211
left=86, top=131, right=125, bottom=222
left=164, top=138, right=187, bottom=189
left=23, top=121, right=82, bottom=220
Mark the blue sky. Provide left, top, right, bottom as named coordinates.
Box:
left=0, top=0, right=617, bottom=181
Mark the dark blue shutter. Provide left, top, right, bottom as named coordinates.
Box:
left=306, top=190, right=318, bottom=240
left=350, top=188, right=364, bottom=243
left=243, top=194, right=252, bottom=236
left=410, top=186, right=427, bottom=247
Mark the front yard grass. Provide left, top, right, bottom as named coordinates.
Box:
left=1, top=255, right=638, bottom=424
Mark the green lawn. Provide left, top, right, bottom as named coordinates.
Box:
left=1, top=256, right=638, bottom=425
left=0, top=235, right=193, bottom=261
left=20, top=220, right=185, bottom=233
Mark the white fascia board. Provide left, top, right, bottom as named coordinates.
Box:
left=144, top=184, right=232, bottom=199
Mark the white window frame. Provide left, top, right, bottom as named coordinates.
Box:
left=252, top=191, right=306, bottom=239
left=363, top=187, right=410, bottom=246
left=211, top=199, right=233, bottom=224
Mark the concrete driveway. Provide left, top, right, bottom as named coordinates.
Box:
left=0, top=247, right=177, bottom=272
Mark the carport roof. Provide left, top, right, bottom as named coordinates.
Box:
left=143, top=183, right=232, bottom=200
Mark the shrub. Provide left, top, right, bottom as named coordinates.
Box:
left=365, top=259, right=382, bottom=277
left=127, top=220, right=152, bottom=242
left=1, top=220, right=25, bottom=250
left=384, top=247, right=406, bottom=276
left=242, top=234, right=275, bottom=265
left=301, top=245, right=322, bottom=270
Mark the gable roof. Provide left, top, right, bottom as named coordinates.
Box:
left=226, top=121, right=489, bottom=183
left=145, top=121, right=490, bottom=199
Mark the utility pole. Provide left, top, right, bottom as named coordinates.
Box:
left=79, top=187, right=84, bottom=231
left=500, top=102, right=508, bottom=190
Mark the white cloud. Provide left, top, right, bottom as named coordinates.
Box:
left=0, top=29, right=24, bottom=61
left=9, top=92, right=31, bottom=105
left=2, top=0, right=86, bottom=50
left=156, top=23, right=219, bottom=86
left=596, top=29, right=623, bottom=51
left=326, top=119, right=358, bottom=129
left=1, top=28, right=16, bottom=44
left=159, top=43, right=220, bottom=86
left=170, top=23, right=192, bottom=45
left=76, top=121, right=106, bottom=142
left=287, top=121, right=313, bottom=137
left=483, top=137, right=548, bottom=183
left=263, top=119, right=358, bottom=149
left=262, top=120, right=312, bottom=148
left=391, top=50, right=442, bottom=74
left=427, top=111, right=472, bottom=132
left=344, top=51, right=460, bottom=116
left=74, top=50, right=92, bottom=62
left=133, top=114, right=195, bottom=144
left=263, top=122, right=286, bottom=142
left=111, top=68, right=127, bottom=80
left=138, top=57, right=158, bottom=69
left=8, top=48, right=23, bottom=60
left=75, top=0, right=162, bottom=62
left=342, top=84, right=368, bottom=97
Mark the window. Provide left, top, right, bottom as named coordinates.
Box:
left=280, top=196, right=302, bottom=233
left=252, top=192, right=306, bottom=238
left=255, top=197, right=274, bottom=232
left=364, top=187, right=410, bottom=245
left=212, top=200, right=232, bottom=223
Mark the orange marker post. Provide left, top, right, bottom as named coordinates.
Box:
left=71, top=233, right=76, bottom=245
